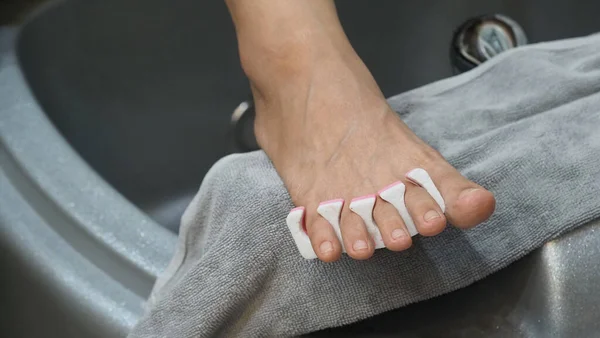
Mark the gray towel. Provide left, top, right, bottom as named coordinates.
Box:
left=129, top=33, right=600, bottom=337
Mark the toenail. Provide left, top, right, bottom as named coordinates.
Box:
left=424, top=210, right=441, bottom=222
left=391, top=229, right=406, bottom=240
left=320, top=241, right=333, bottom=254
left=459, top=188, right=482, bottom=200
left=353, top=240, right=368, bottom=251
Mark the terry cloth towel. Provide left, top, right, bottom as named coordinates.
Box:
left=129, top=33, right=600, bottom=337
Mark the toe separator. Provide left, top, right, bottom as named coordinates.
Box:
left=349, top=195, right=385, bottom=249
left=378, top=182, right=419, bottom=236
left=286, top=207, right=317, bottom=259
left=287, top=168, right=445, bottom=259
left=406, top=168, right=446, bottom=213
left=317, top=200, right=346, bottom=252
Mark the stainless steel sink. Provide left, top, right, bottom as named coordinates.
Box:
left=17, top=0, right=600, bottom=232
left=1, top=0, right=599, bottom=337
left=17, top=0, right=248, bottom=231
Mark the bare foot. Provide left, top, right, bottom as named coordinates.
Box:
left=252, top=51, right=495, bottom=262
left=227, top=0, right=495, bottom=262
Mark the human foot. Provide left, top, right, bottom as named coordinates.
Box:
left=252, top=52, right=495, bottom=262
left=227, top=0, right=495, bottom=262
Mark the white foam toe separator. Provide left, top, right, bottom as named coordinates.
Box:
left=286, top=168, right=444, bottom=259
left=406, top=168, right=445, bottom=213
left=285, top=207, right=317, bottom=259
left=316, top=199, right=345, bottom=251
left=348, top=195, right=385, bottom=249
left=378, top=182, right=418, bottom=236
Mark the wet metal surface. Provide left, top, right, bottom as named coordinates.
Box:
left=311, top=221, right=600, bottom=337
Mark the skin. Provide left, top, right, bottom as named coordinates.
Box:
left=225, top=0, right=496, bottom=262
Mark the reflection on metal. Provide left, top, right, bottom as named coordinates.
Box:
left=312, top=222, right=600, bottom=337
left=451, top=14, right=528, bottom=73
left=231, top=101, right=250, bottom=123
left=231, top=100, right=259, bottom=152
left=541, top=240, right=565, bottom=332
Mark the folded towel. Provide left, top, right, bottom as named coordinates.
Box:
left=129, top=33, right=600, bottom=337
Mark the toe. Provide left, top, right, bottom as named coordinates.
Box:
left=340, top=204, right=375, bottom=260
left=450, top=187, right=496, bottom=228
left=404, top=184, right=447, bottom=236
left=429, top=166, right=496, bottom=228
left=306, top=212, right=342, bottom=262
left=373, top=197, right=412, bottom=251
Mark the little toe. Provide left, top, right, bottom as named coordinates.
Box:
left=404, top=185, right=447, bottom=236
left=373, top=197, right=412, bottom=251
left=306, top=213, right=342, bottom=262
left=340, top=205, right=375, bottom=260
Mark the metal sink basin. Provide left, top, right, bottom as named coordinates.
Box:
left=17, top=0, right=600, bottom=232
left=0, top=0, right=599, bottom=337
left=18, top=0, right=248, bottom=232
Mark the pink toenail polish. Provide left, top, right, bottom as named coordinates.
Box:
left=353, top=240, right=368, bottom=251
left=424, top=210, right=441, bottom=222
left=320, top=241, right=333, bottom=254
left=391, top=229, right=406, bottom=240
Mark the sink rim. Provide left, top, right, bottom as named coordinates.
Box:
left=0, top=23, right=176, bottom=299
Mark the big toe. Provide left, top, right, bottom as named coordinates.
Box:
left=449, top=187, right=496, bottom=228
left=430, top=166, right=496, bottom=229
